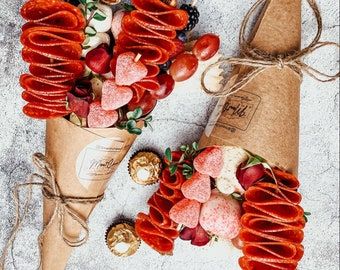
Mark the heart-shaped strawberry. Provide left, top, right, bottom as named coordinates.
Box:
left=199, top=189, right=241, bottom=239
left=115, top=52, right=148, bottom=86
left=169, top=198, right=201, bottom=229
left=193, top=146, right=223, bottom=178
left=181, top=172, right=211, bottom=203
left=101, top=79, right=133, bottom=110
left=85, top=44, right=111, bottom=74
left=87, top=100, right=118, bottom=128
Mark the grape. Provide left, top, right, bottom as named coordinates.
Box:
left=150, top=74, right=175, bottom=100
left=193, top=34, right=220, bottom=61
left=169, top=53, right=198, bottom=82
left=128, top=92, right=157, bottom=115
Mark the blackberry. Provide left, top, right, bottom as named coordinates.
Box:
left=65, top=0, right=79, bottom=6
left=177, top=31, right=188, bottom=43
left=159, top=60, right=172, bottom=73
left=180, top=4, right=200, bottom=32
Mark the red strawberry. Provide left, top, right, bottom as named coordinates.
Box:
left=180, top=227, right=196, bottom=241
left=87, top=100, right=118, bottom=128
left=101, top=79, right=133, bottom=110
left=115, top=52, right=148, bottom=86
left=236, top=163, right=265, bottom=190
left=180, top=224, right=211, bottom=247
left=85, top=44, right=111, bottom=74
left=67, top=92, right=90, bottom=118
left=169, top=39, right=185, bottom=59
left=169, top=198, right=201, bottom=228
left=191, top=224, right=211, bottom=246
left=193, top=146, right=223, bottom=178
left=181, top=172, right=211, bottom=203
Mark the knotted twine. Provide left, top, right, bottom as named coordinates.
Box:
left=201, top=0, right=340, bottom=97
left=0, top=153, right=104, bottom=270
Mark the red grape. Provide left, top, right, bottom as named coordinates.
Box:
left=128, top=92, right=157, bottom=115
left=193, top=33, right=220, bottom=61
left=150, top=74, right=175, bottom=100
left=169, top=53, right=198, bottom=82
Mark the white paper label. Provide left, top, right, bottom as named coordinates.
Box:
left=76, top=137, right=126, bottom=187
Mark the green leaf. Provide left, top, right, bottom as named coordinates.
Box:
left=144, top=115, right=153, bottom=122
left=79, top=0, right=86, bottom=4
left=244, top=154, right=266, bottom=169
left=130, top=128, right=142, bottom=135
left=93, top=12, right=106, bottom=21
left=123, top=3, right=136, bottom=11
left=231, top=192, right=244, bottom=201
left=126, top=120, right=137, bottom=130
left=303, top=211, right=311, bottom=223
left=182, top=164, right=193, bottom=171
left=165, top=148, right=172, bottom=162
left=85, top=26, right=97, bottom=36
left=87, top=2, right=97, bottom=11
left=82, top=45, right=91, bottom=50
left=169, top=164, right=178, bottom=175
left=180, top=145, right=188, bottom=152
left=133, top=107, right=143, bottom=119
left=192, top=142, right=199, bottom=151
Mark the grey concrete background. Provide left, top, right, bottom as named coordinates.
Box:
left=0, top=0, right=339, bottom=269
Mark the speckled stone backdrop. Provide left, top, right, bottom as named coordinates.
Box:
left=0, top=0, right=339, bottom=269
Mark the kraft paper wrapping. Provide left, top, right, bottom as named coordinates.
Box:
left=200, top=0, right=301, bottom=174
left=42, top=118, right=138, bottom=270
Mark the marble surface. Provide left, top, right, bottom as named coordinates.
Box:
left=0, top=0, right=339, bottom=269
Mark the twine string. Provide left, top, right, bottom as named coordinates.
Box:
left=201, top=0, right=340, bottom=97
left=0, top=153, right=104, bottom=270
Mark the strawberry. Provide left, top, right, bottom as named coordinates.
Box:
left=87, top=100, right=118, bottom=128
left=67, top=92, right=90, bottom=118
left=181, top=172, right=211, bottom=203
left=115, top=52, right=148, bottom=86
left=236, top=163, right=265, bottom=190
left=191, top=224, right=211, bottom=246
left=101, top=79, right=133, bottom=110
left=169, top=198, right=201, bottom=228
left=200, top=189, right=241, bottom=240
left=85, top=44, right=111, bottom=74
left=193, top=146, right=223, bottom=178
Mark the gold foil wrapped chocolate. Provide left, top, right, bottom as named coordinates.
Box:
left=129, top=151, right=162, bottom=185
left=106, top=223, right=141, bottom=257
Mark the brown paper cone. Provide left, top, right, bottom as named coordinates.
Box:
left=200, top=0, right=301, bottom=174
left=42, top=118, right=138, bottom=270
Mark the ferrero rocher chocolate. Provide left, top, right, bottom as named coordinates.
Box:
left=129, top=151, right=162, bottom=185
left=100, top=0, right=121, bottom=5
left=106, top=223, right=140, bottom=257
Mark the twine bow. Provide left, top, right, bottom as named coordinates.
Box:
left=201, top=0, right=340, bottom=97
left=0, top=153, right=104, bottom=269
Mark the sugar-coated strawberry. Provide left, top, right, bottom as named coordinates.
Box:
left=236, top=163, right=265, bottom=190
left=193, top=146, right=223, bottom=178
left=169, top=198, right=201, bottom=229
left=181, top=172, right=211, bottom=203
left=85, top=44, right=111, bottom=74
left=87, top=100, right=118, bottom=128
left=101, top=79, right=133, bottom=110
left=199, top=189, right=241, bottom=239
left=115, top=52, right=148, bottom=86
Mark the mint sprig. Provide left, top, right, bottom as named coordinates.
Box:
left=117, top=107, right=152, bottom=135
